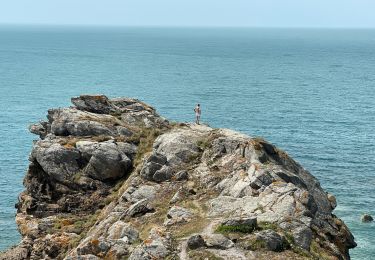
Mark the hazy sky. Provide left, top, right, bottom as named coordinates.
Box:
left=1, top=0, right=375, bottom=28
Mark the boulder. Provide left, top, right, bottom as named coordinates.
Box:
left=71, top=95, right=116, bottom=114
left=31, top=142, right=81, bottom=183
left=128, top=228, right=171, bottom=260
left=175, top=170, right=189, bottom=181
left=291, top=226, right=312, bottom=250
left=107, top=221, right=139, bottom=243
left=249, top=168, right=273, bottom=190
left=84, top=142, right=132, bottom=181
left=122, top=185, right=157, bottom=203
left=153, top=165, right=173, bottom=182
left=204, top=234, right=234, bottom=249
left=29, top=121, right=49, bottom=139
left=125, top=199, right=154, bottom=218
left=361, top=214, right=374, bottom=223
left=147, top=152, right=168, bottom=165
left=164, top=206, right=193, bottom=225
left=187, top=235, right=206, bottom=250
left=48, top=108, right=115, bottom=136
left=140, top=161, right=163, bottom=181
left=153, top=129, right=201, bottom=165
left=254, top=230, right=287, bottom=252
left=140, top=152, right=169, bottom=182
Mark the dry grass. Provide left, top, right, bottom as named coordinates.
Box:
left=188, top=249, right=224, bottom=260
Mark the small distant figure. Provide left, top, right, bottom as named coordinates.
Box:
left=194, top=104, right=201, bottom=124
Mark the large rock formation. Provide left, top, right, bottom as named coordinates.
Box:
left=1, top=95, right=356, bottom=260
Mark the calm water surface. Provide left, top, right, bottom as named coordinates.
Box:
left=0, top=26, right=374, bottom=259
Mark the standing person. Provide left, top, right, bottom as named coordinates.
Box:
left=194, top=104, right=201, bottom=124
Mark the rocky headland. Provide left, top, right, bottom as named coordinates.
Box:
left=1, top=95, right=356, bottom=259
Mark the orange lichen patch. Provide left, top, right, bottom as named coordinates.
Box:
left=61, top=219, right=74, bottom=226
left=63, top=143, right=75, bottom=149
left=334, top=218, right=343, bottom=227
left=54, top=234, right=72, bottom=247
left=59, top=137, right=80, bottom=148
left=250, top=138, right=264, bottom=150
left=144, top=239, right=153, bottom=245
left=90, top=95, right=108, bottom=101
left=104, top=250, right=116, bottom=260
left=91, top=239, right=100, bottom=246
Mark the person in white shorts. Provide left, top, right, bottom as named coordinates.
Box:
left=194, top=104, right=201, bottom=124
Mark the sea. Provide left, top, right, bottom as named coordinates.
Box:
left=0, top=26, right=374, bottom=259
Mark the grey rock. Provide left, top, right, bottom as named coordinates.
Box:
left=169, top=190, right=182, bottom=204
left=110, top=97, right=154, bottom=112
left=107, top=239, right=129, bottom=258
left=153, top=129, right=201, bottom=165
left=122, top=185, right=157, bottom=204
left=31, top=142, right=81, bottom=183
left=116, top=126, right=133, bottom=136
left=84, top=142, right=132, bottom=181
left=147, top=152, right=168, bottom=165
left=29, top=121, right=49, bottom=139
left=66, top=254, right=101, bottom=260
left=126, top=199, right=154, bottom=218
left=255, top=230, right=287, bottom=252
left=75, top=141, right=98, bottom=160
left=139, top=152, right=170, bottom=182
left=153, top=165, right=173, bottom=182
left=140, top=161, right=163, bottom=181
left=48, top=108, right=116, bottom=136
left=117, top=142, right=138, bottom=158
left=175, top=170, right=189, bottom=181
left=71, top=95, right=116, bottom=114
left=65, top=120, right=113, bottom=136
left=128, top=228, right=171, bottom=260
left=249, top=169, right=273, bottom=190
left=107, top=221, right=139, bottom=243
left=204, top=234, right=234, bottom=249
left=361, top=214, right=374, bottom=223
left=292, top=226, right=312, bottom=250
left=274, top=171, right=307, bottom=189
left=187, top=235, right=206, bottom=250
left=0, top=244, right=30, bottom=260
left=164, top=206, right=193, bottom=225
left=220, top=217, right=257, bottom=231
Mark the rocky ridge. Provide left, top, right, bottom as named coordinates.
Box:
left=1, top=95, right=356, bottom=260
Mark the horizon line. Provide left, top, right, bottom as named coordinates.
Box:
left=1, top=22, right=375, bottom=30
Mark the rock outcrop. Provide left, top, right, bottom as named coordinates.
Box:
left=1, top=95, right=356, bottom=260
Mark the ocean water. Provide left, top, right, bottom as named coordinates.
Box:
left=0, top=26, right=374, bottom=259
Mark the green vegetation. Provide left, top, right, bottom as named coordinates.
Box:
left=196, top=139, right=212, bottom=150
left=310, top=240, right=334, bottom=260
left=216, top=224, right=256, bottom=234
left=246, top=239, right=267, bottom=251
left=257, top=221, right=278, bottom=231
left=132, top=128, right=163, bottom=166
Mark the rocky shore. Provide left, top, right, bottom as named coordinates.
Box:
left=1, top=95, right=356, bottom=259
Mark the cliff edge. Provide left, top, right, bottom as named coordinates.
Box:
left=1, top=95, right=356, bottom=260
